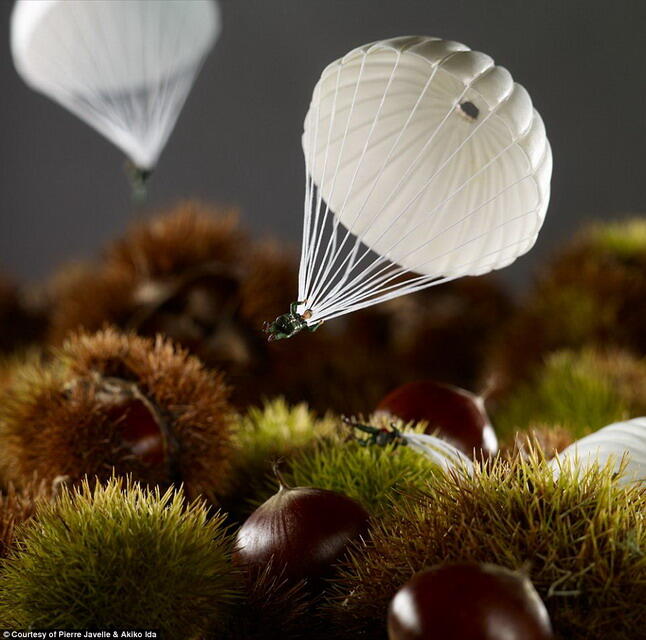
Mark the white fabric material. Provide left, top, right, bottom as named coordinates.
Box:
left=403, top=432, right=473, bottom=476
left=11, top=0, right=220, bottom=169
left=551, top=417, right=646, bottom=487
left=298, top=36, right=551, bottom=324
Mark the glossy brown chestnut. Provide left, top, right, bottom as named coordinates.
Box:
left=234, top=484, right=369, bottom=583
left=376, top=380, right=497, bottom=458
left=387, top=563, right=554, bottom=640
left=95, top=378, right=168, bottom=468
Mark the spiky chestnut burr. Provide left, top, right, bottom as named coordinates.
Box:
left=492, top=348, right=646, bottom=441
left=249, top=417, right=443, bottom=519
left=323, top=453, right=646, bottom=640
left=221, top=559, right=313, bottom=640
left=484, top=217, right=646, bottom=396
left=376, top=380, right=498, bottom=458
left=46, top=202, right=296, bottom=407
left=388, top=563, right=553, bottom=640
left=234, top=470, right=369, bottom=585
left=224, top=399, right=337, bottom=519
left=0, top=477, right=59, bottom=559
left=0, top=477, right=238, bottom=636
left=0, top=328, right=233, bottom=501
left=506, top=424, right=574, bottom=461
left=353, top=276, right=511, bottom=390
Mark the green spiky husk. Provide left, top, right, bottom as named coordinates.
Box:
left=503, top=423, right=575, bottom=461
left=45, top=201, right=511, bottom=413
left=0, top=328, right=233, bottom=501
left=486, top=217, right=646, bottom=394
left=252, top=418, right=439, bottom=518
left=224, top=398, right=335, bottom=517
left=492, top=348, right=646, bottom=441
left=0, top=477, right=238, bottom=637
left=585, top=217, right=646, bottom=258
left=322, top=454, right=646, bottom=640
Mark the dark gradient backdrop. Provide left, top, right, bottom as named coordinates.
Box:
left=1, top=0, right=644, bottom=292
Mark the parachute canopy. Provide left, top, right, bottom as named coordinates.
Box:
left=297, top=36, right=552, bottom=325
left=551, top=417, right=646, bottom=487
left=11, top=0, right=220, bottom=170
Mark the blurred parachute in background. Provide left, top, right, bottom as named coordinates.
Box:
left=281, top=36, right=552, bottom=333
left=10, top=0, right=220, bottom=187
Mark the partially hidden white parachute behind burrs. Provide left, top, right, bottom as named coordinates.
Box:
left=11, top=0, right=220, bottom=171
left=551, top=417, right=646, bottom=487
left=401, top=431, right=474, bottom=476
left=297, top=36, right=552, bottom=324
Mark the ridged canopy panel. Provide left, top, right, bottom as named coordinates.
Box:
left=299, top=36, right=552, bottom=323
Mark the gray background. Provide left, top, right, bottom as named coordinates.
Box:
left=1, top=0, right=644, bottom=292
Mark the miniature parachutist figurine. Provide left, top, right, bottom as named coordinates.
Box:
left=263, top=301, right=323, bottom=341
left=285, top=36, right=551, bottom=332
left=342, top=416, right=405, bottom=449
left=11, top=0, right=220, bottom=191
left=124, top=161, right=152, bottom=203
left=340, top=416, right=473, bottom=473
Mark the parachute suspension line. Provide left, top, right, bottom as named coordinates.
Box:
left=298, top=49, right=483, bottom=312
left=70, top=3, right=143, bottom=143
left=297, top=46, right=538, bottom=324
left=300, top=47, right=449, bottom=309
left=305, top=51, right=443, bottom=308
left=317, top=210, right=538, bottom=320
left=316, top=149, right=531, bottom=311
left=304, top=51, right=403, bottom=304
left=299, top=61, right=348, bottom=304
left=299, top=57, right=326, bottom=296
left=300, top=51, right=374, bottom=306
left=314, top=230, right=538, bottom=323
left=14, top=1, right=217, bottom=187
left=149, top=6, right=197, bottom=159
left=300, top=48, right=388, bottom=304
left=316, top=210, right=536, bottom=320
left=309, top=60, right=446, bottom=307
left=309, top=77, right=517, bottom=310
left=114, top=4, right=190, bottom=196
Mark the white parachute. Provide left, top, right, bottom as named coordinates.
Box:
left=297, top=36, right=552, bottom=326
left=551, top=417, right=646, bottom=487
left=344, top=417, right=473, bottom=476
left=400, top=431, right=474, bottom=476
left=11, top=0, right=220, bottom=171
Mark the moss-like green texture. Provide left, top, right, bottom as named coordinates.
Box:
left=590, top=217, right=646, bottom=256
left=324, top=455, right=646, bottom=640
left=225, top=398, right=335, bottom=514
left=486, top=217, right=646, bottom=392
left=493, top=349, right=646, bottom=440
left=0, top=478, right=238, bottom=637
left=255, top=422, right=439, bottom=517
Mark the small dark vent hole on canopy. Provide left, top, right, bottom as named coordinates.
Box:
left=459, top=101, right=479, bottom=121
